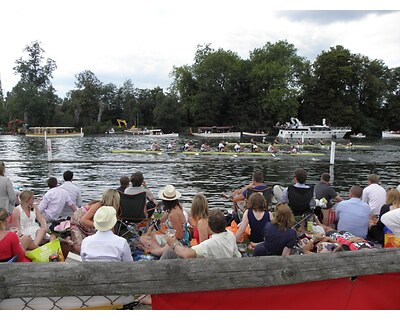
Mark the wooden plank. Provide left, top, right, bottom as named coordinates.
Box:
left=1, top=248, right=400, bottom=299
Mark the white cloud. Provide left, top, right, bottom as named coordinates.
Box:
left=1, top=0, right=399, bottom=98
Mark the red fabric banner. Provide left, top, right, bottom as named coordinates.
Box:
left=152, top=273, right=400, bottom=310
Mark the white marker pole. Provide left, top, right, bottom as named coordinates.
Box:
left=47, top=139, right=52, bottom=162
left=329, top=139, right=336, bottom=165
left=80, top=127, right=84, bottom=137
left=44, top=130, right=47, bottom=141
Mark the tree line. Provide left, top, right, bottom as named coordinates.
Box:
left=1, top=40, right=399, bottom=136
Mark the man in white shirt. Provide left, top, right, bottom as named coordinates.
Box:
left=59, top=170, right=82, bottom=219
left=362, top=174, right=386, bottom=216
left=38, top=177, right=77, bottom=222
left=218, top=141, right=227, bottom=152
left=80, top=206, right=133, bottom=262
left=165, top=209, right=241, bottom=259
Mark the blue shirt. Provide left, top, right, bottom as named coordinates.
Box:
left=336, top=197, right=371, bottom=238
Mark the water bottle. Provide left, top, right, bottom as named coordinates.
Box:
left=306, top=214, right=314, bottom=232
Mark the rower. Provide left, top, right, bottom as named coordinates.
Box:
left=308, top=138, right=315, bottom=145
left=151, top=142, right=161, bottom=151
left=319, top=139, right=325, bottom=145
left=252, top=142, right=262, bottom=152
left=289, top=145, right=297, bottom=154
left=167, top=143, right=173, bottom=151
left=218, top=141, right=227, bottom=152
left=183, top=142, right=193, bottom=151
left=200, top=143, right=210, bottom=152
left=267, top=143, right=278, bottom=153
left=347, top=140, right=353, bottom=146
left=234, top=142, right=242, bottom=153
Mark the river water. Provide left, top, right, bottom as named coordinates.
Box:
left=1, top=134, right=400, bottom=210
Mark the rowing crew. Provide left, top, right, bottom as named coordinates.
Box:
left=152, top=141, right=296, bottom=154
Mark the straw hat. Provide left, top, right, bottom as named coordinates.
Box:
left=158, top=184, right=181, bottom=201
left=93, top=206, right=117, bottom=231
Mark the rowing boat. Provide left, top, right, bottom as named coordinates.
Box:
left=111, top=149, right=325, bottom=156
left=225, top=142, right=371, bottom=149
left=112, top=149, right=163, bottom=154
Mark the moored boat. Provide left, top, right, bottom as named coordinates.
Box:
left=242, top=131, right=269, bottom=138
left=276, top=118, right=351, bottom=140
left=191, top=126, right=241, bottom=139
left=350, top=133, right=366, bottom=138
left=125, top=128, right=178, bottom=137
left=382, top=131, right=400, bottom=138
left=25, top=127, right=84, bottom=138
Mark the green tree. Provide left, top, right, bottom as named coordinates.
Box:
left=154, top=93, right=185, bottom=132
left=301, top=46, right=390, bottom=135
left=171, top=44, right=249, bottom=129
left=10, top=41, right=58, bottom=125
left=249, top=40, right=308, bottom=128
left=384, top=67, right=400, bottom=130
left=69, top=70, right=104, bottom=125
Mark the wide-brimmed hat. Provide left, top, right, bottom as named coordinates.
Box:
left=93, top=206, right=117, bottom=231
left=158, top=184, right=181, bottom=201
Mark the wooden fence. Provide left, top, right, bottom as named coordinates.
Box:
left=1, top=248, right=400, bottom=300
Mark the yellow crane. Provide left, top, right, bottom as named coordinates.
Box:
left=117, top=119, right=127, bottom=128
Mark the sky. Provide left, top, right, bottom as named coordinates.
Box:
left=1, top=0, right=400, bottom=99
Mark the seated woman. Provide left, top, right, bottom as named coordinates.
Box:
left=71, top=189, right=120, bottom=253
left=368, top=187, right=400, bottom=245
left=235, top=192, right=272, bottom=249
left=189, top=193, right=211, bottom=245
left=0, top=208, right=31, bottom=262
left=139, top=185, right=190, bottom=256
left=253, top=203, right=297, bottom=256
left=11, top=190, right=47, bottom=249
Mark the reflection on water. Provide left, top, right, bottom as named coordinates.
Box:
left=1, top=134, right=400, bottom=210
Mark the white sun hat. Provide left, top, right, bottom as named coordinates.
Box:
left=93, top=206, right=117, bottom=231
left=158, top=184, right=182, bottom=201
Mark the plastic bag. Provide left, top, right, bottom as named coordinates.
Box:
left=26, top=239, right=65, bottom=262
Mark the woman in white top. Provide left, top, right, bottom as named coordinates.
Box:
left=0, top=161, right=16, bottom=213
left=11, top=189, right=47, bottom=249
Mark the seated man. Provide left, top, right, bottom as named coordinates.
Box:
left=233, top=142, right=242, bottom=153
left=200, top=143, right=210, bottom=152
left=151, top=142, right=161, bottom=151
left=252, top=142, right=262, bottom=152
left=218, top=141, right=227, bottom=152
left=165, top=208, right=241, bottom=259
left=116, top=175, right=130, bottom=193
left=314, top=172, right=343, bottom=227
left=124, top=171, right=157, bottom=218
left=38, top=177, right=77, bottom=223
left=230, top=170, right=272, bottom=216
left=336, top=185, right=372, bottom=239
left=267, top=143, right=278, bottom=153
left=183, top=141, right=193, bottom=151
left=281, top=168, right=315, bottom=219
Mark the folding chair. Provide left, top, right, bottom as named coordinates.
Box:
left=235, top=186, right=274, bottom=222
left=117, top=192, right=150, bottom=239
